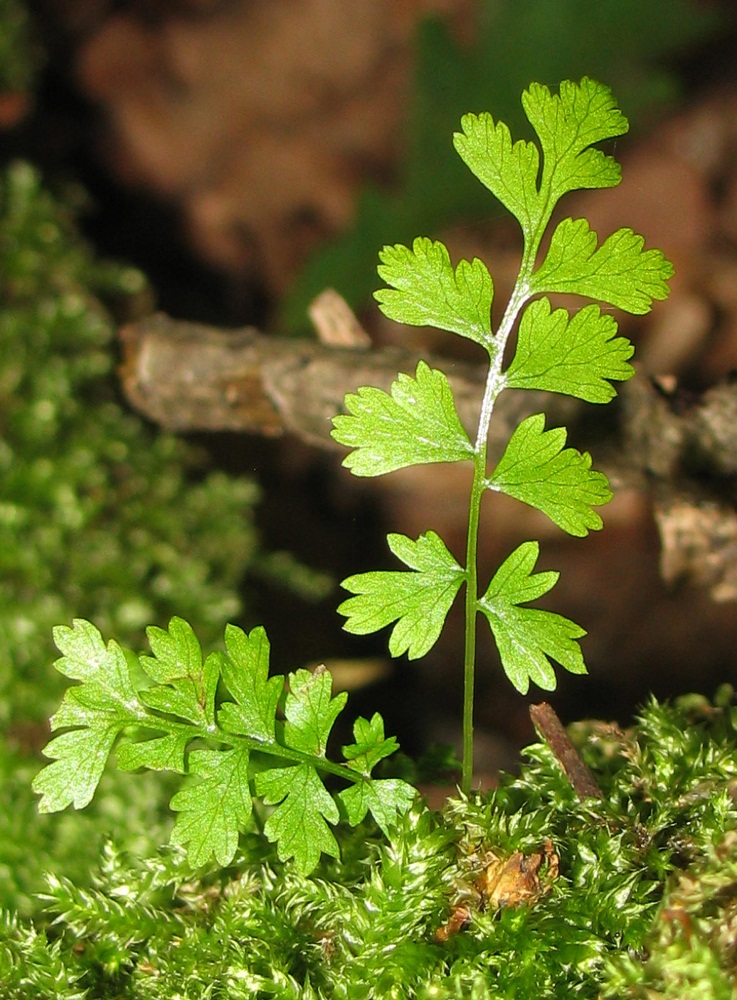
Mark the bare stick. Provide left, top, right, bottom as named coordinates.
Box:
left=119, top=312, right=737, bottom=604
left=119, top=312, right=576, bottom=450
left=529, top=702, right=603, bottom=800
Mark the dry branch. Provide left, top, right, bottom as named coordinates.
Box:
left=119, top=313, right=737, bottom=602
left=529, top=702, right=603, bottom=801
left=119, top=312, right=578, bottom=451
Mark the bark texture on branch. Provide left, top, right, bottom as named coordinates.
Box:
left=119, top=313, right=737, bottom=602
left=119, top=312, right=578, bottom=451
left=621, top=376, right=737, bottom=601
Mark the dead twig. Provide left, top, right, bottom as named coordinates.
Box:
left=119, top=311, right=577, bottom=450
left=529, top=702, right=604, bottom=801
left=119, top=311, right=737, bottom=603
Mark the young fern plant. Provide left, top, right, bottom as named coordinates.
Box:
left=331, top=76, right=674, bottom=793
left=32, top=619, right=415, bottom=877
left=32, top=77, right=673, bottom=876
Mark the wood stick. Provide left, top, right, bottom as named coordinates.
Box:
left=529, top=702, right=604, bottom=801
left=119, top=312, right=578, bottom=450
left=118, top=312, right=737, bottom=604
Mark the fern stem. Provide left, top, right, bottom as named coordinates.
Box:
left=461, top=447, right=485, bottom=793
left=461, top=246, right=538, bottom=794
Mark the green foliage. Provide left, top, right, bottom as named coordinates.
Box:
left=486, top=414, right=611, bottom=536
left=0, top=909, right=86, bottom=1000
left=374, top=239, right=493, bottom=347
left=12, top=695, right=737, bottom=996
left=0, top=741, right=173, bottom=921
left=282, top=0, right=719, bottom=332
left=505, top=299, right=634, bottom=403
left=478, top=541, right=586, bottom=694
left=339, top=531, right=465, bottom=660
left=333, top=362, right=473, bottom=475
left=0, top=162, right=260, bottom=724
left=20, top=72, right=724, bottom=998
left=603, top=829, right=737, bottom=999
left=331, top=78, right=673, bottom=789
left=454, top=76, right=627, bottom=224
left=530, top=218, right=673, bottom=313
left=34, top=618, right=415, bottom=876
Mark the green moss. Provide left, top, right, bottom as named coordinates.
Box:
left=0, top=162, right=260, bottom=724
left=0, top=740, right=174, bottom=920
left=4, top=694, right=737, bottom=997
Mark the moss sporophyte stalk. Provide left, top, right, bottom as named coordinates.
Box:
left=34, top=78, right=673, bottom=875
